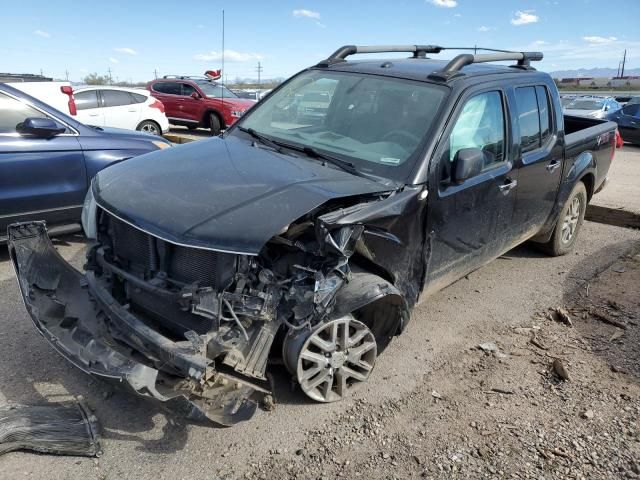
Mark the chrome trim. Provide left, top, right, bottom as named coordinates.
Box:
left=0, top=90, right=80, bottom=136
left=0, top=204, right=83, bottom=219
left=167, top=117, right=198, bottom=123
left=97, top=202, right=257, bottom=256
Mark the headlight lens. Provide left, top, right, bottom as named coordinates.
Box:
left=230, top=110, right=245, bottom=118
left=81, top=185, right=98, bottom=239
left=152, top=140, right=172, bottom=149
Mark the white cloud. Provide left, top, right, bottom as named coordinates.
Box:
left=478, top=26, right=493, bottom=32
left=453, top=13, right=462, bottom=17
left=315, top=21, right=326, bottom=28
left=193, top=49, right=262, bottom=62
left=428, top=0, right=457, bottom=7
left=292, top=9, right=320, bottom=19
left=34, top=29, right=51, bottom=38
left=511, top=10, right=539, bottom=25
left=109, top=57, right=119, bottom=64
left=114, top=47, right=137, bottom=55
left=582, top=36, right=617, bottom=45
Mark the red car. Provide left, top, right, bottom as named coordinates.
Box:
left=147, top=76, right=255, bottom=135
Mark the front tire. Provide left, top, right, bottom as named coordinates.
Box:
left=208, top=113, right=222, bottom=136
left=136, top=120, right=161, bottom=136
left=539, top=182, right=588, bottom=256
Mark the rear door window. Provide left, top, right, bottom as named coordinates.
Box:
left=75, top=90, right=100, bottom=110
left=153, top=82, right=181, bottom=95
left=130, top=92, right=147, bottom=103
left=515, top=86, right=541, bottom=153
left=102, top=90, right=135, bottom=107
left=535, top=86, right=552, bottom=144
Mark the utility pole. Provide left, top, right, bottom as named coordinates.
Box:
left=65, top=69, right=69, bottom=81
left=154, top=68, right=158, bottom=79
left=621, top=49, right=627, bottom=78
left=40, top=68, right=43, bottom=76
left=256, top=61, right=263, bottom=86
left=107, top=67, right=113, bottom=85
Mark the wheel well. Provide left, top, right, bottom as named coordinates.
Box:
left=203, top=110, right=224, bottom=129
left=580, top=173, right=595, bottom=201
left=136, top=119, right=160, bottom=129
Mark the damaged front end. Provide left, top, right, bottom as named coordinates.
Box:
left=9, top=199, right=408, bottom=425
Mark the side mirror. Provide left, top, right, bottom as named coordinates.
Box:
left=190, top=92, right=201, bottom=100
left=16, top=117, right=66, bottom=137
left=452, top=148, right=485, bottom=184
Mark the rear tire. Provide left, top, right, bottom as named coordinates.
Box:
left=209, top=113, right=222, bottom=136
left=538, top=182, right=588, bottom=256
left=136, top=120, right=162, bottom=136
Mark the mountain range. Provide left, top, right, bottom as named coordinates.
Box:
left=549, top=67, right=640, bottom=79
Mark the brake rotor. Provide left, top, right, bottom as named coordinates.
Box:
left=283, top=315, right=377, bottom=403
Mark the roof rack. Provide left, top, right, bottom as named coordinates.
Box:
left=316, top=45, right=543, bottom=81
left=162, top=75, right=213, bottom=81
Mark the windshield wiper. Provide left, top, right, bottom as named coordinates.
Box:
left=238, top=126, right=283, bottom=153
left=299, top=145, right=364, bottom=178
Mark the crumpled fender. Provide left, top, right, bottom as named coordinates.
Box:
left=332, top=269, right=410, bottom=352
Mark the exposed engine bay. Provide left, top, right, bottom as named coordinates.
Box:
left=9, top=191, right=412, bottom=426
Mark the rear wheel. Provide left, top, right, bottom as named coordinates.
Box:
left=538, top=182, right=588, bottom=256
left=136, top=120, right=161, bottom=136
left=208, top=113, right=222, bottom=136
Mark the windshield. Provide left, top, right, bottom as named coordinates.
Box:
left=235, top=70, right=448, bottom=182
left=196, top=82, right=238, bottom=99
left=566, top=99, right=604, bottom=110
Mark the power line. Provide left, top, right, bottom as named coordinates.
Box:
left=256, top=61, right=263, bottom=86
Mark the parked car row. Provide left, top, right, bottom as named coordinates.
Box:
left=0, top=82, right=172, bottom=240
left=6, top=74, right=259, bottom=137
left=560, top=94, right=640, bottom=145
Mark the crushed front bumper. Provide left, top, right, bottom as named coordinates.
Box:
left=8, top=222, right=268, bottom=427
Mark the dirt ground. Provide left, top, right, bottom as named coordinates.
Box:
left=246, top=246, right=640, bottom=480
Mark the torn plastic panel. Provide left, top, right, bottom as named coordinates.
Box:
left=0, top=402, right=101, bottom=457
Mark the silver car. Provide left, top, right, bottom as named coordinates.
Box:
left=563, top=96, right=621, bottom=119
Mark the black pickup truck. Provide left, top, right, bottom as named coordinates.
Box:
left=8, top=45, right=618, bottom=426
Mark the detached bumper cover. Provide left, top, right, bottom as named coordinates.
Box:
left=8, top=222, right=266, bottom=426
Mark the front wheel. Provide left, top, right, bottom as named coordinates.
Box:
left=209, top=113, right=222, bottom=136
left=539, top=182, right=588, bottom=256
left=136, top=120, right=162, bottom=136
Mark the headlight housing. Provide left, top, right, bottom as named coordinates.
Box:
left=81, top=185, right=98, bottom=239
left=230, top=110, right=246, bottom=118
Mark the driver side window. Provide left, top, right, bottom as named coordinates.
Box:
left=0, top=92, right=47, bottom=134
left=448, top=91, right=505, bottom=166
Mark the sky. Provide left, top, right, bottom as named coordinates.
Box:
left=1, top=0, right=639, bottom=83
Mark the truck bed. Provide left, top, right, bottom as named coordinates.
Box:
left=564, top=115, right=617, bottom=194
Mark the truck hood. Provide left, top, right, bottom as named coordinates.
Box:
left=93, top=136, right=389, bottom=254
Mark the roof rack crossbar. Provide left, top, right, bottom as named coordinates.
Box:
left=317, top=44, right=445, bottom=66
left=429, top=51, right=543, bottom=80
left=162, top=75, right=213, bottom=80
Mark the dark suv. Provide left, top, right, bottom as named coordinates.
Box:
left=147, top=76, right=255, bottom=134
left=9, top=45, right=617, bottom=427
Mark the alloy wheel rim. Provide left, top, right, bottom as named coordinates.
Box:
left=141, top=123, right=158, bottom=135
left=296, top=316, right=377, bottom=403
left=561, top=196, right=582, bottom=244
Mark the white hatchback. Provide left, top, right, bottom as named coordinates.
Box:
left=74, top=86, right=169, bottom=135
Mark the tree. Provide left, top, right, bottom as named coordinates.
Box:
left=83, top=72, right=110, bottom=85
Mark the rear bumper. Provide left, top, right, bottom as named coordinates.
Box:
left=8, top=221, right=267, bottom=426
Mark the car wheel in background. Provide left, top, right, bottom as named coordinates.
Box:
left=209, top=113, right=222, bottom=136
left=136, top=120, right=162, bottom=136
left=538, top=182, right=588, bottom=257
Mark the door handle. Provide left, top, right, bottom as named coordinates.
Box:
left=127, top=108, right=137, bottom=112
left=546, top=160, right=562, bottom=173
left=499, top=179, right=518, bottom=194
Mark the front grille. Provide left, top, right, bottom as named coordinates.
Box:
left=103, top=211, right=236, bottom=289
left=99, top=211, right=239, bottom=336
